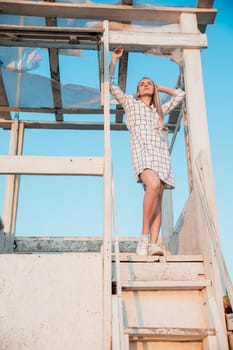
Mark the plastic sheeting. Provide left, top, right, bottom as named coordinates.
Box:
left=2, top=69, right=101, bottom=109
left=0, top=46, right=101, bottom=109
left=0, top=0, right=194, bottom=111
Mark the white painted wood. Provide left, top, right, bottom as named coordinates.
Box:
left=183, top=109, right=193, bottom=191
left=164, top=255, right=203, bottom=262
left=107, top=23, right=181, bottom=33
left=208, top=297, right=229, bottom=350
left=0, top=155, right=104, bottom=175
left=203, top=336, right=219, bottom=350
left=162, top=190, right=175, bottom=254
left=112, top=296, right=120, bottom=350
left=11, top=121, right=24, bottom=234
left=192, top=162, right=232, bottom=348
left=128, top=343, right=202, bottom=350
left=0, top=1, right=217, bottom=24
left=109, top=31, right=207, bottom=49
left=125, top=326, right=215, bottom=341
left=121, top=280, right=210, bottom=290
left=113, top=261, right=205, bottom=282
left=122, top=290, right=207, bottom=329
left=177, top=191, right=202, bottom=254
left=2, top=120, right=23, bottom=251
left=180, top=13, right=219, bottom=230
left=194, top=155, right=233, bottom=310
left=103, top=20, right=112, bottom=350
left=115, top=254, right=160, bottom=262
left=0, top=253, right=104, bottom=350
left=114, top=254, right=204, bottom=262
left=124, top=334, right=129, bottom=350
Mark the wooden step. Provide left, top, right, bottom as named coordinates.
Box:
left=113, top=258, right=205, bottom=282
left=112, top=254, right=204, bottom=263
left=120, top=279, right=210, bottom=291
left=125, top=326, right=215, bottom=342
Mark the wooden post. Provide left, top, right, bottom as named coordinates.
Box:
left=180, top=13, right=219, bottom=230
left=103, top=20, right=112, bottom=350
left=180, top=13, right=228, bottom=346
left=162, top=190, right=177, bottom=254
left=2, top=120, right=24, bottom=252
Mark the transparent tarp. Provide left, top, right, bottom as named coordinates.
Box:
left=0, top=0, right=196, bottom=119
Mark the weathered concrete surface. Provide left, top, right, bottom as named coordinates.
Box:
left=0, top=253, right=103, bottom=350
left=13, top=236, right=138, bottom=253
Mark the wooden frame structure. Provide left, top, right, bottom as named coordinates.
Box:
left=0, top=0, right=217, bottom=248
left=1, top=1, right=233, bottom=349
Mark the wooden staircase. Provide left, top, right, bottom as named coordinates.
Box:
left=112, top=253, right=229, bottom=350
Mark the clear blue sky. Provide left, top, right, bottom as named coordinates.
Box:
left=0, top=1, right=232, bottom=280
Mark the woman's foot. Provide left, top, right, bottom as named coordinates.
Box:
left=136, top=234, right=149, bottom=256
left=148, top=243, right=164, bottom=256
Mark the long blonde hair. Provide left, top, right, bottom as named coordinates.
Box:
left=137, top=77, right=164, bottom=127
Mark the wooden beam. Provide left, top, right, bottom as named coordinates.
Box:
left=197, top=0, right=215, bottom=8
left=0, top=64, right=11, bottom=120
left=0, top=120, right=127, bottom=130
left=121, top=279, right=211, bottom=291
left=122, top=0, right=132, bottom=5
left=0, top=25, right=208, bottom=51
left=125, top=326, right=215, bottom=342
left=109, top=31, right=208, bottom=50
left=0, top=24, right=104, bottom=35
left=45, top=13, right=63, bottom=122
left=197, top=0, right=215, bottom=32
left=47, top=47, right=63, bottom=121
left=2, top=120, right=23, bottom=252
left=0, top=106, right=105, bottom=114
left=0, top=1, right=217, bottom=25
left=0, top=155, right=104, bottom=176
left=0, top=120, right=176, bottom=133
left=0, top=24, right=103, bottom=49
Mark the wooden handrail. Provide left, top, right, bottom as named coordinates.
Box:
left=194, top=155, right=233, bottom=309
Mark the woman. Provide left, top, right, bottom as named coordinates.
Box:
left=110, top=46, right=185, bottom=256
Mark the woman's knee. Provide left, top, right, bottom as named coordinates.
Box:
left=146, top=178, right=161, bottom=194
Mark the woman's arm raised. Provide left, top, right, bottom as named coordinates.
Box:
left=156, top=84, right=177, bottom=96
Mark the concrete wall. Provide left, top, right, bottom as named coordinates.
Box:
left=0, top=253, right=103, bottom=350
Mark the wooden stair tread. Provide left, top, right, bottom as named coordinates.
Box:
left=112, top=254, right=160, bottom=262
left=121, top=279, right=210, bottom=290
left=112, top=254, right=204, bottom=263
left=125, top=326, right=215, bottom=341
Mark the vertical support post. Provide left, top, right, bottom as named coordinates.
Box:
left=180, top=13, right=218, bottom=229
left=11, top=122, right=24, bottom=234
left=183, top=107, right=193, bottom=192
left=180, top=13, right=228, bottom=345
left=162, top=190, right=177, bottom=254
left=161, top=129, right=175, bottom=254
left=2, top=120, right=24, bottom=252
left=102, top=20, right=112, bottom=350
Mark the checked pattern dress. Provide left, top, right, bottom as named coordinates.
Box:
left=110, top=76, right=185, bottom=189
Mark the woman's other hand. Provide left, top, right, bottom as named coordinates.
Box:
left=112, top=46, right=124, bottom=63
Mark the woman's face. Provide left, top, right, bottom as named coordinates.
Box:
left=137, top=78, right=154, bottom=97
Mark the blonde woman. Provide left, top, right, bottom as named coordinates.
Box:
left=110, top=46, right=185, bottom=256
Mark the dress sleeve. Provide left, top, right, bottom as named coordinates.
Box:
left=162, top=88, right=186, bottom=115
left=109, top=62, right=128, bottom=107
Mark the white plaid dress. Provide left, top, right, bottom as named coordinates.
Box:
left=110, top=77, right=185, bottom=189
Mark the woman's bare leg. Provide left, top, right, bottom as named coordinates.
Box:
left=140, top=169, right=162, bottom=240
left=149, top=185, right=164, bottom=244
